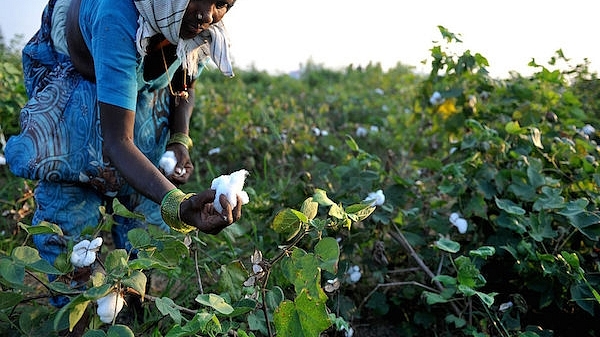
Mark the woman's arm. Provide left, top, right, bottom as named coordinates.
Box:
left=165, top=74, right=196, bottom=185
left=100, top=102, right=175, bottom=203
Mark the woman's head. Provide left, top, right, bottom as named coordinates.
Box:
left=180, top=0, right=236, bottom=39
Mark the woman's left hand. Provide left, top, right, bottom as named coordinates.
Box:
left=166, top=143, right=194, bottom=185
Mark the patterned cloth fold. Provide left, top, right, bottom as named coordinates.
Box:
left=134, top=0, right=234, bottom=77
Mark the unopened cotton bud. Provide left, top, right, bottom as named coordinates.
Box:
left=97, top=292, right=125, bottom=323
left=211, top=169, right=250, bottom=214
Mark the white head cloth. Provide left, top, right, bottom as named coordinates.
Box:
left=134, top=0, right=234, bottom=77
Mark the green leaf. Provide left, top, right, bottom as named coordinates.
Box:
left=312, top=189, right=335, bottom=206
left=435, top=237, right=460, bottom=253
left=28, top=259, right=61, bottom=275
left=281, top=249, right=325, bottom=300
left=345, top=203, right=376, bottom=222
left=529, top=212, right=557, bottom=242
left=104, top=249, right=128, bottom=276
left=156, top=297, right=183, bottom=325
left=265, top=286, right=285, bottom=310
left=495, top=197, right=526, bottom=215
left=505, top=121, right=522, bottom=134
left=0, top=258, right=24, bottom=285
left=69, top=300, right=90, bottom=332
left=272, top=208, right=304, bottom=241
left=84, top=284, right=112, bottom=300
left=422, top=291, right=449, bottom=305
left=195, top=293, right=234, bottom=315
left=533, top=186, right=564, bottom=211
left=0, top=291, right=23, bottom=310
left=228, top=298, right=257, bottom=318
left=19, top=221, right=63, bottom=236
left=218, top=261, right=247, bottom=302
left=273, top=290, right=331, bottom=337
left=314, top=237, right=340, bottom=274
left=445, top=314, right=466, bottom=328
left=127, top=228, right=152, bottom=249
left=12, top=246, right=41, bottom=264
left=558, top=199, right=589, bottom=217
left=475, top=291, right=496, bottom=307
left=122, top=270, right=147, bottom=299
left=432, top=275, right=457, bottom=287
left=328, top=204, right=346, bottom=220
left=112, top=198, right=145, bottom=220
left=469, top=246, right=496, bottom=258
left=526, top=158, right=545, bottom=189
left=300, top=197, right=319, bottom=220
left=106, top=325, right=135, bottom=337
left=83, top=330, right=107, bottom=337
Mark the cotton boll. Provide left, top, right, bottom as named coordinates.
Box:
left=454, top=218, right=468, bottom=234
left=70, top=237, right=103, bottom=268
left=159, top=151, right=177, bottom=176
left=364, top=189, right=385, bottom=206
left=449, top=212, right=460, bottom=224
left=211, top=169, right=250, bottom=214
left=0, top=155, right=6, bottom=166
left=97, top=292, right=125, bottom=323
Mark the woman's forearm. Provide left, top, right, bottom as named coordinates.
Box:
left=100, top=102, right=176, bottom=203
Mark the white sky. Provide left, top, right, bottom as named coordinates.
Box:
left=1, top=0, right=598, bottom=79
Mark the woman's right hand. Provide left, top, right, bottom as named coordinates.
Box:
left=179, top=189, right=243, bottom=234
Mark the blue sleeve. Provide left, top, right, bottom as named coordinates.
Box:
left=80, top=0, right=139, bottom=111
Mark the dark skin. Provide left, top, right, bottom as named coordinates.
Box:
left=67, top=0, right=240, bottom=233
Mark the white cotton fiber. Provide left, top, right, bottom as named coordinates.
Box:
left=159, top=151, right=177, bottom=176
left=211, top=169, right=250, bottom=214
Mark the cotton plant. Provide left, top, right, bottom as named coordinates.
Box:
left=211, top=169, right=250, bottom=214
left=96, top=291, right=125, bottom=323
left=70, top=237, right=103, bottom=268
left=449, top=212, right=468, bottom=234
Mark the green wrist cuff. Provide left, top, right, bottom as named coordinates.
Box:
left=161, top=188, right=196, bottom=233
left=168, top=132, right=193, bottom=150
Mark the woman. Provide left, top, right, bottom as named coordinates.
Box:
left=5, top=0, right=242, bottom=288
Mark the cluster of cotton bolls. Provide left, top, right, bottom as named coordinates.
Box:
left=312, top=127, right=329, bottom=137
left=355, top=125, right=380, bottom=138
left=346, top=265, right=362, bottom=283
left=211, top=169, right=250, bottom=214
left=449, top=212, right=468, bottom=234
left=69, top=237, right=126, bottom=323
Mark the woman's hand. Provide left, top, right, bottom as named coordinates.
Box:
left=179, top=189, right=243, bottom=234
left=165, top=143, right=194, bottom=185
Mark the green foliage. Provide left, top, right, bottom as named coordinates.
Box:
left=2, top=26, right=600, bottom=336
